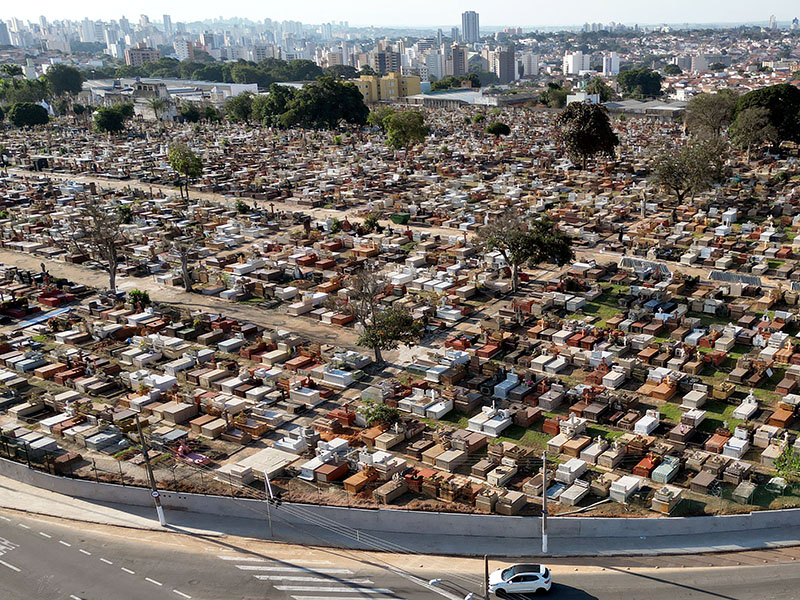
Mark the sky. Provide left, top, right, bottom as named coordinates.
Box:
left=8, top=0, right=800, bottom=28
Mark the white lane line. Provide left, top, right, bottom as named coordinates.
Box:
left=145, top=577, right=163, bottom=586
left=121, top=567, right=135, bottom=574
left=17, top=523, right=30, bottom=529
left=0, top=516, right=10, bottom=521
left=0, top=559, right=21, bottom=572
left=173, top=591, right=192, bottom=599
left=275, top=587, right=393, bottom=593
left=79, top=549, right=91, bottom=556
left=238, top=565, right=352, bottom=574
left=100, top=558, right=113, bottom=565
left=70, top=595, right=82, bottom=600
left=258, top=576, right=375, bottom=584
left=39, top=532, right=52, bottom=539
left=59, top=540, right=72, bottom=547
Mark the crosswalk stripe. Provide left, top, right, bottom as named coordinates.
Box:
left=219, top=555, right=332, bottom=565
left=291, top=597, right=406, bottom=600
left=256, top=576, right=374, bottom=584
left=275, top=587, right=393, bottom=593
left=238, top=565, right=353, bottom=574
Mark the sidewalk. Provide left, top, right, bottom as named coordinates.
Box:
left=3, top=473, right=800, bottom=558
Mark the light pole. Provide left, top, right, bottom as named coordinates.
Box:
left=541, top=451, right=548, bottom=554
left=263, top=471, right=275, bottom=538
left=135, top=413, right=166, bottom=526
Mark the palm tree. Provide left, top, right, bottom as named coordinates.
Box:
left=148, top=97, right=167, bottom=122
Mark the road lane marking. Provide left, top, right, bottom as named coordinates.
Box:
left=39, top=532, right=52, bottom=538
left=0, top=516, right=10, bottom=521
left=238, top=565, right=352, bottom=574
left=70, top=595, right=82, bottom=599
left=218, top=555, right=331, bottom=565
left=100, top=558, right=113, bottom=565
left=0, top=559, right=21, bottom=572
left=79, top=549, right=91, bottom=556
left=173, top=591, right=192, bottom=599
left=17, top=523, right=30, bottom=529
left=275, top=587, right=393, bottom=593
left=59, top=541, right=72, bottom=547
left=121, top=567, right=135, bottom=574
left=146, top=577, right=163, bottom=586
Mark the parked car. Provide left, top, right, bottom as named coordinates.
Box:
left=487, top=563, right=551, bottom=596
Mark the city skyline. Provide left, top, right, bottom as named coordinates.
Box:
left=3, top=1, right=800, bottom=29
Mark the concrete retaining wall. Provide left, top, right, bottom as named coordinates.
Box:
left=4, top=458, right=800, bottom=553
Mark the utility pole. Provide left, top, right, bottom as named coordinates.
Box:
left=483, top=554, right=489, bottom=600
left=263, top=471, right=274, bottom=538
left=541, top=451, right=548, bottom=554
left=135, top=413, right=166, bottom=527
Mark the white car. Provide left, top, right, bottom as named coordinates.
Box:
left=487, top=563, right=552, bottom=596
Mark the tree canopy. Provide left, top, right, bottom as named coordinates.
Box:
left=684, top=90, right=737, bottom=138
left=732, top=83, right=800, bottom=144
left=357, top=306, right=424, bottom=363
left=478, top=211, right=574, bottom=293
left=554, top=101, right=619, bottom=169
left=45, top=64, right=83, bottom=96
left=224, top=92, right=254, bottom=123
left=617, top=67, right=663, bottom=98
left=650, top=139, right=729, bottom=202
left=168, top=143, right=203, bottom=199
left=663, top=64, right=682, bottom=75
left=278, top=77, right=368, bottom=129
left=584, top=77, right=614, bottom=102
left=251, top=84, right=297, bottom=126
left=93, top=106, right=126, bottom=133
left=486, top=121, right=511, bottom=137
left=7, top=102, right=49, bottom=127
left=728, top=106, right=778, bottom=161
left=384, top=110, right=428, bottom=150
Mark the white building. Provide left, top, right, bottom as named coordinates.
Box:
left=602, top=52, right=620, bottom=76
left=520, top=52, right=539, bottom=79
left=563, top=52, right=591, bottom=75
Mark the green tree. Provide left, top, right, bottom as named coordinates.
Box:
left=585, top=77, right=614, bottom=102
left=168, top=143, right=203, bottom=200
left=358, top=306, right=424, bottom=363
left=486, top=122, right=511, bottom=138
left=617, top=67, right=663, bottom=98
left=478, top=210, right=574, bottom=293
left=358, top=399, right=401, bottom=426
left=117, top=204, right=133, bottom=224
left=234, top=198, right=250, bottom=214
left=685, top=90, right=737, bottom=138
left=325, top=65, right=358, bottom=79
left=224, top=92, right=254, bottom=123
left=180, top=102, right=201, bottom=123
left=279, top=77, right=368, bottom=129
left=650, top=139, right=729, bottom=203
left=93, top=107, right=125, bottom=133
left=473, top=113, right=486, bottom=124
left=774, top=446, right=800, bottom=483
left=540, top=82, right=568, bottom=108
left=363, top=213, right=380, bottom=233
left=251, top=84, right=297, bottom=126
left=728, top=106, right=778, bottom=161
left=45, top=64, right=83, bottom=96
left=114, top=102, right=135, bottom=119
left=663, top=64, right=682, bottom=75
left=733, top=83, right=800, bottom=144
left=367, top=105, right=396, bottom=131
left=1, top=64, right=23, bottom=77
left=74, top=196, right=124, bottom=292
left=385, top=110, right=428, bottom=150
left=147, top=97, right=167, bottom=121
left=128, top=289, right=151, bottom=307
left=204, top=105, right=222, bottom=122
left=554, top=101, right=619, bottom=169
left=7, top=102, right=49, bottom=127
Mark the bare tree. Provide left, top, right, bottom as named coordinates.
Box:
left=170, top=225, right=204, bottom=293
left=76, top=197, right=125, bottom=292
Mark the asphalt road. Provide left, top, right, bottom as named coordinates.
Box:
left=2, top=510, right=800, bottom=600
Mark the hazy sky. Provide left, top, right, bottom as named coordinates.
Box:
left=9, top=0, right=800, bottom=27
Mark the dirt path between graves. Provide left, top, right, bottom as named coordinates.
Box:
left=0, top=248, right=364, bottom=349
left=10, top=169, right=463, bottom=240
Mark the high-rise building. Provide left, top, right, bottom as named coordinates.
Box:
left=139, top=14, right=150, bottom=28
left=792, top=17, right=799, bottom=30
left=0, top=22, right=10, bottom=46
left=562, top=51, right=591, bottom=75
left=125, top=43, right=160, bottom=66
left=174, top=38, right=195, bottom=62
left=769, top=14, right=777, bottom=30
left=450, top=44, right=467, bottom=76
left=602, top=52, right=620, bottom=76
left=371, top=50, right=401, bottom=74
left=163, top=15, right=172, bottom=36
left=490, top=46, right=515, bottom=84
left=462, top=11, right=480, bottom=43
left=450, top=27, right=459, bottom=42
left=520, top=52, right=539, bottom=78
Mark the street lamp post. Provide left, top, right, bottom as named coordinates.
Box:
left=541, top=451, right=548, bottom=554
left=135, top=413, right=166, bottom=527
left=263, top=471, right=275, bottom=538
